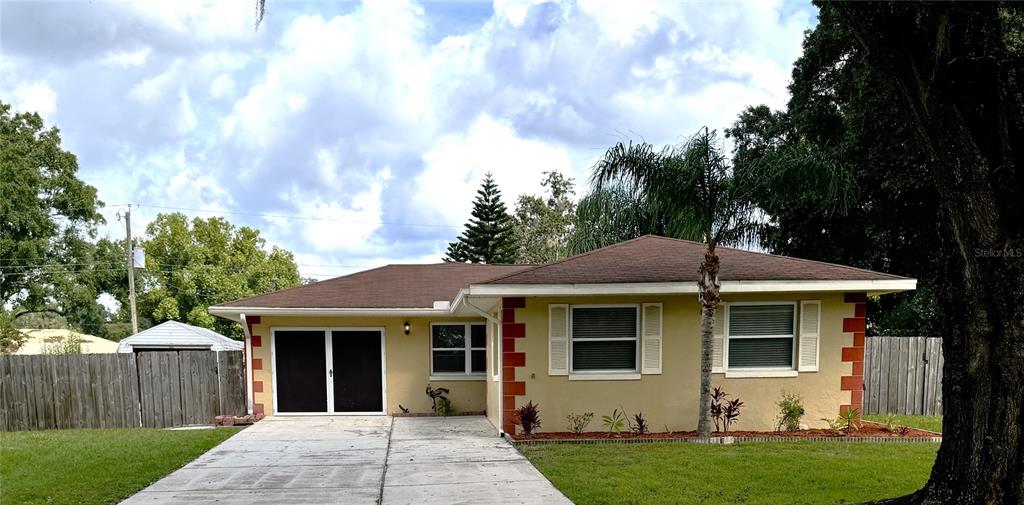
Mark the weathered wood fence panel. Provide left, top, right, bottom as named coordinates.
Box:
left=864, top=336, right=943, bottom=415
left=0, top=351, right=245, bottom=431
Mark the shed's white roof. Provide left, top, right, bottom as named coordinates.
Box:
left=117, top=321, right=243, bottom=352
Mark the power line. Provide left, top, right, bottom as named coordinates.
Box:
left=0, top=259, right=369, bottom=268
left=100, top=203, right=461, bottom=229
left=1, top=265, right=352, bottom=279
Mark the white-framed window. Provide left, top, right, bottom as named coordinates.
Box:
left=430, top=323, right=486, bottom=376
left=725, top=302, right=797, bottom=370
left=570, top=305, right=640, bottom=373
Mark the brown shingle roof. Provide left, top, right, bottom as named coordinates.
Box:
left=217, top=263, right=532, bottom=309
left=483, top=235, right=908, bottom=285
left=216, top=236, right=908, bottom=310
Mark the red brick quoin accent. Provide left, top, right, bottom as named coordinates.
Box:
left=243, top=315, right=262, bottom=417
left=502, top=297, right=527, bottom=434
left=840, top=292, right=867, bottom=415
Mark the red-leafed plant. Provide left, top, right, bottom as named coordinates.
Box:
left=630, top=412, right=649, bottom=435
left=709, top=386, right=744, bottom=433
left=710, top=386, right=727, bottom=432
left=722, top=398, right=744, bottom=432
left=515, top=401, right=542, bottom=436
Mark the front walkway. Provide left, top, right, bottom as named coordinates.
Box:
left=121, top=416, right=571, bottom=504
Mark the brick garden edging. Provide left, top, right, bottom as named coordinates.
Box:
left=507, top=435, right=942, bottom=446
left=392, top=410, right=487, bottom=417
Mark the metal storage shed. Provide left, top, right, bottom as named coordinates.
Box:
left=116, top=320, right=244, bottom=353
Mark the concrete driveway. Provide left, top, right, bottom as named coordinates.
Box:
left=121, top=416, right=571, bottom=504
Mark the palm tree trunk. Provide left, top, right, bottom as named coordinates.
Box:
left=697, top=243, right=721, bottom=437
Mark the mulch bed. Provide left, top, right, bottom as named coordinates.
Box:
left=508, top=422, right=939, bottom=442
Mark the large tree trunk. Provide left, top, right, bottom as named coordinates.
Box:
left=697, top=244, right=721, bottom=437
left=833, top=3, right=1024, bottom=503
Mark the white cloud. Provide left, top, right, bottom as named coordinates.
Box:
left=293, top=166, right=393, bottom=254
left=415, top=114, right=574, bottom=226
left=2, top=0, right=816, bottom=273
left=13, top=82, right=57, bottom=118
left=99, top=47, right=151, bottom=67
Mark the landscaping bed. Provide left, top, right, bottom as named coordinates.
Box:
left=509, top=422, right=939, bottom=443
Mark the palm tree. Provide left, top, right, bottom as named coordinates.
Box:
left=590, top=128, right=757, bottom=437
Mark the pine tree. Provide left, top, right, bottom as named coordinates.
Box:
left=444, top=173, right=516, bottom=263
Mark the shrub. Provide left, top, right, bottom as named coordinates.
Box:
left=839, top=408, right=861, bottom=433
left=602, top=408, right=626, bottom=434
left=775, top=391, right=805, bottom=432
left=710, top=386, right=744, bottom=433
left=630, top=412, right=649, bottom=435
left=822, top=408, right=862, bottom=436
left=821, top=417, right=843, bottom=435
left=425, top=385, right=452, bottom=415
left=895, top=424, right=911, bottom=437
left=566, top=412, right=594, bottom=435
left=883, top=413, right=899, bottom=432
left=722, top=398, right=744, bottom=432
left=434, top=396, right=453, bottom=416
left=41, top=335, right=83, bottom=355
left=515, top=401, right=542, bottom=435
left=710, top=386, right=727, bottom=432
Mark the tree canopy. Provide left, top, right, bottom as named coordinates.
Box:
left=824, top=2, right=1024, bottom=502
left=444, top=173, right=516, bottom=264
left=0, top=101, right=108, bottom=352
left=512, top=171, right=576, bottom=264
left=726, top=5, right=940, bottom=336
left=107, top=213, right=303, bottom=339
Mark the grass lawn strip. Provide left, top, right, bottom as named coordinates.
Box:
left=0, top=426, right=242, bottom=505
left=521, top=441, right=937, bottom=505
left=862, top=414, right=942, bottom=434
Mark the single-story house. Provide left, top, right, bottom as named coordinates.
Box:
left=209, top=235, right=915, bottom=434
left=116, top=320, right=244, bottom=353
left=14, top=329, right=119, bottom=354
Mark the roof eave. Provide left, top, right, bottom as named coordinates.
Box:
left=208, top=306, right=453, bottom=322
left=463, top=278, right=917, bottom=297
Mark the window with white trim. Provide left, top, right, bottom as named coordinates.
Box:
left=431, top=323, right=486, bottom=375
left=570, top=306, right=639, bottom=372
left=726, top=303, right=796, bottom=370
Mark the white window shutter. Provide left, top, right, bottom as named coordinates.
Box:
left=548, top=304, right=569, bottom=375
left=798, top=300, right=821, bottom=372
left=641, top=303, right=663, bottom=374
left=712, top=304, right=725, bottom=373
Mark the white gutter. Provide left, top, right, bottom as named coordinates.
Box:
left=458, top=279, right=916, bottom=298
left=240, top=313, right=254, bottom=416
left=209, top=306, right=450, bottom=322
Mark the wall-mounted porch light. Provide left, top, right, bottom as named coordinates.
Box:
left=404, top=321, right=411, bottom=335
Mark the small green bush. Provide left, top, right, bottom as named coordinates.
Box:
left=566, top=412, right=594, bottom=435
left=602, top=408, right=626, bottom=434
left=775, top=391, right=805, bottom=432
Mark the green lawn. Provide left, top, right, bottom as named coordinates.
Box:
left=1, top=427, right=242, bottom=505
left=862, top=414, right=942, bottom=433
left=522, top=441, right=937, bottom=505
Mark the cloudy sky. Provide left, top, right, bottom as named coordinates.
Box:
left=1, top=0, right=816, bottom=280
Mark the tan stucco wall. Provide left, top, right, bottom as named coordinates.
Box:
left=248, top=315, right=490, bottom=416
left=500, top=292, right=853, bottom=433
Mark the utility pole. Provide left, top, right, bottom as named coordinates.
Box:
left=124, top=207, right=139, bottom=334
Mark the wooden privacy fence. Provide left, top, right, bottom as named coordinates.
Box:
left=863, top=336, right=943, bottom=416
left=0, top=351, right=246, bottom=431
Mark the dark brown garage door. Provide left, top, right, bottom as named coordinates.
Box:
left=331, top=330, right=383, bottom=413
left=274, top=330, right=328, bottom=413
left=273, top=329, right=384, bottom=414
